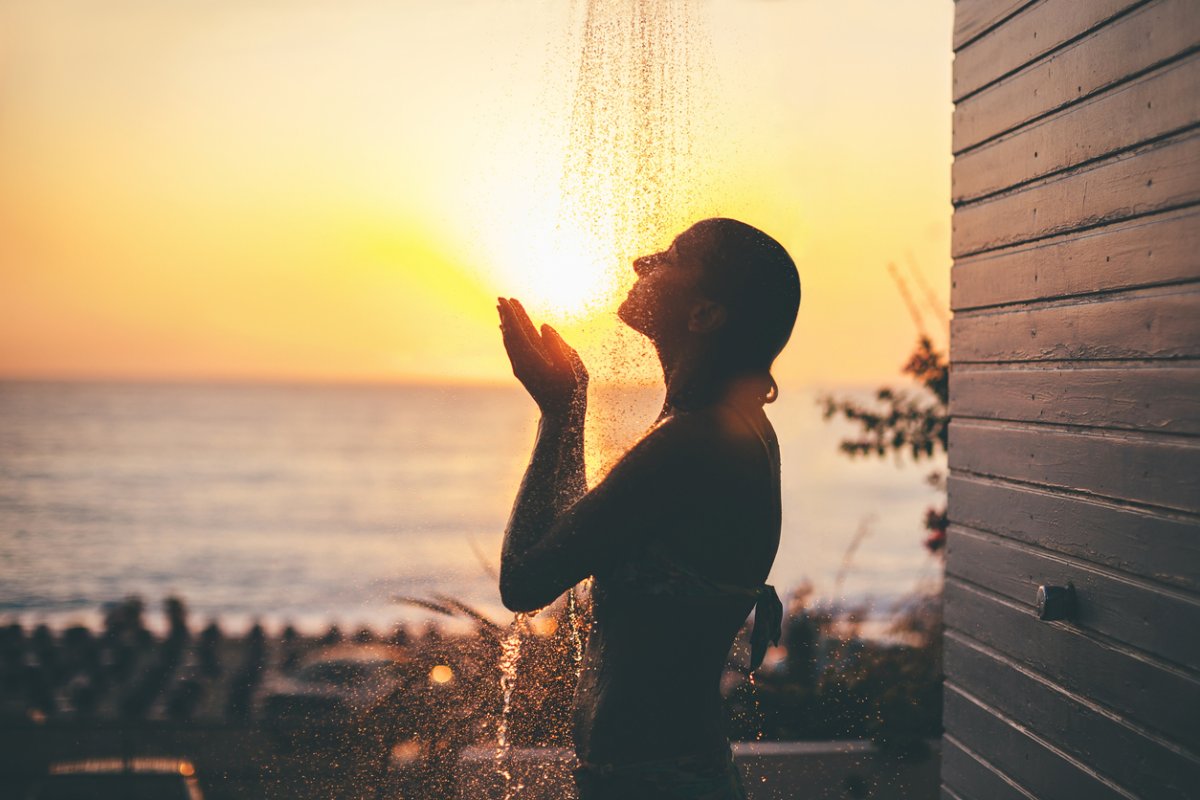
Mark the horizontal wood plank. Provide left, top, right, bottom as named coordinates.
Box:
left=946, top=525, right=1200, bottom=669
left=954, top=0, right=1139, bottom=102
left=944, top=579, right=1200, bottom=750
left=953, top=53, right=1200, bottom=203
left=949, top=365, right=1200, bottom=434
left=949, top=419, right=1200, bottom=512
left=954, top=0, right=1035, bottom=50
left=953, top=0, right=1200, bottom=153
left=944, top=684, right=1132, bottom=800
left=950, top=205, right=1200, bottom=310
left=952, top=131, right=1200, bottom=256
left=942, top=735, right=1036, bottom=800
left=947, top=474, right=1200, bottom=590
left=951, top=284, right=1200, bottom=362
left=946, top=633, right=1200, bottom=799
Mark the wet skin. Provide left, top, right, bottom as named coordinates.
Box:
left=497, top=227, right=781, bottom=766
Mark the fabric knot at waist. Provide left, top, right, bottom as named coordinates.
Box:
left=748, top=584, right=782, bottom=672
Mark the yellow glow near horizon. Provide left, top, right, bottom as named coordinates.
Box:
left=0, top=0, right=954, bottom=388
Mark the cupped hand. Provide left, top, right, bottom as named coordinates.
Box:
left=498, top=297, right=588, bottom=418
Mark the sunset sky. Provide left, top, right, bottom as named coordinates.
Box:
left=0, top=0, right=953, bottom=388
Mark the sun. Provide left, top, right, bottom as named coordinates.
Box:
left=484, top=217, right=625, bottom=324
left=524, top=226, right=619, bottom=321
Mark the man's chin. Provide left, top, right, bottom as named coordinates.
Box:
left=617, top=306, right=655, bottom=341
left=616, top=298, right=641, bottom=329
left=616, top=297, right=632, bottom=322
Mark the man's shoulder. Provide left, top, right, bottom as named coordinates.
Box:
left=638, top=407, right=752, bottom=458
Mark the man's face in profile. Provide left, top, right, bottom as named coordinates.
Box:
left=618, top=231, right=705, bottom=340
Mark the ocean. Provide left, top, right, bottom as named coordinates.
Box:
left=0, top=380, right=944, bottom=633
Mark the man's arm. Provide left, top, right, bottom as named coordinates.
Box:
left=496, top=297, right=589, bottom=610
left=557, top=397, right=588, bottom=504
left=498, top=413, right=705, bottom=612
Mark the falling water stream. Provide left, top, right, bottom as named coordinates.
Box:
left=495, top=613, right=528, bottom=799
left=566, top=580, right=590, bottom=678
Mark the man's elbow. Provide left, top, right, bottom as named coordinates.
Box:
left=499, top=568, right=549, bottom=613
left=500, top=585, right=544, bottom=614
left=500, top=591, right=541, bottom=614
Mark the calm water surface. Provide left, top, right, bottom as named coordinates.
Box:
left=0, top=381, right=943, bottom=632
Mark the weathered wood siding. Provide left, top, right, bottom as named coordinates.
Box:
left=945, top=2, right=1200, bottom=798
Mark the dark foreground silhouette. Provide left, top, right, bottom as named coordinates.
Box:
left=498, top=218, right=801, bottom=800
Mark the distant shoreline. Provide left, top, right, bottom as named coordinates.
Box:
left=0, top=376, right=890, bottom=395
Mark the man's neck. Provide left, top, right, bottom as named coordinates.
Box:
left=661, top=348, right=729, bottom=414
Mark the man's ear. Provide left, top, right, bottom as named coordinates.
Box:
left=687, top=300, right=727, bottom=333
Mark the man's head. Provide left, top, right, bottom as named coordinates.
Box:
left=619, top=218, right=800, bottom=378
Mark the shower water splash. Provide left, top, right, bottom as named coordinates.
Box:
left=477, top=0, right=719, bottom=357
left=554, top=0, right=714, bottom=338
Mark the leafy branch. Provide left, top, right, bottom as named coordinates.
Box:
left=818, top=335, right=949, bottom=554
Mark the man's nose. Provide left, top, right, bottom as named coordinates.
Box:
left=633, top=253, right=661, bottom=276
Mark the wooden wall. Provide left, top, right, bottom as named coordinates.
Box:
left=945, top=1, right=1200, bottom=798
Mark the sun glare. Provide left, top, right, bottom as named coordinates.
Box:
left=471, top=189, right=629, bottom=325
left=515, top=224, right=620, bottom=322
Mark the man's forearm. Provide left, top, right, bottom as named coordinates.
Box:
left=557, top=402, right=587, bottom=505
left=501, top=411, right=583, bottom=570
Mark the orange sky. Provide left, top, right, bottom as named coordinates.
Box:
left=0, top=0, right=953, bottom=388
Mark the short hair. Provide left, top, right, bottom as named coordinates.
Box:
left=679, top=218, right=801, bottom=375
